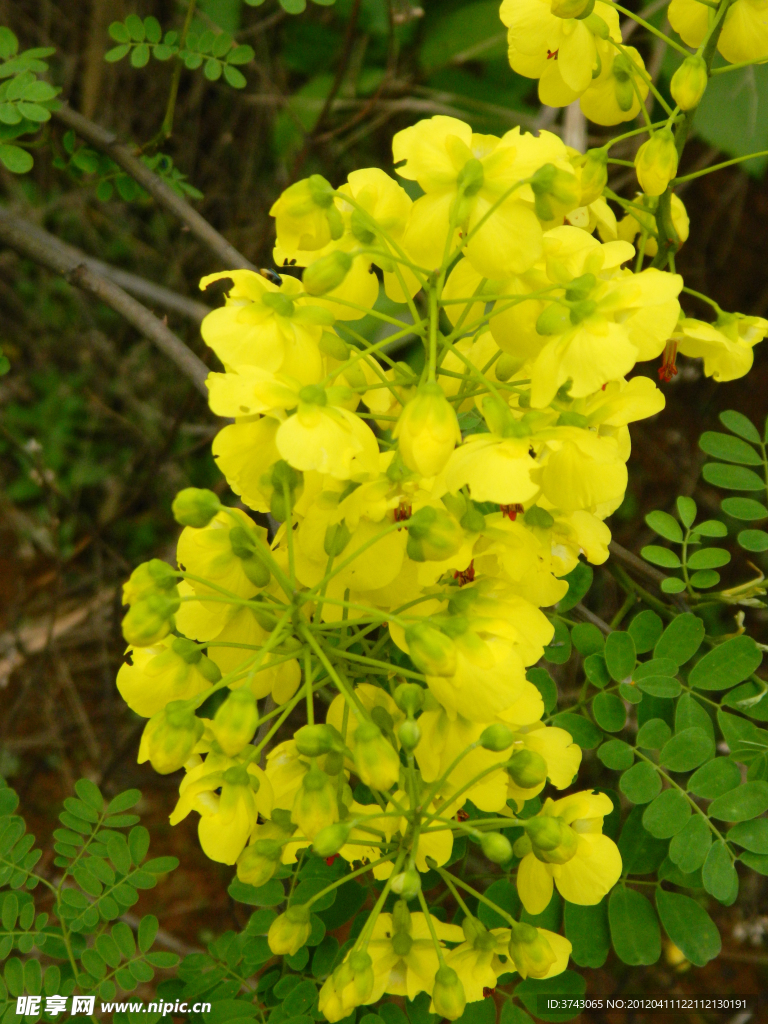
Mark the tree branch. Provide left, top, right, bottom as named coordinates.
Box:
left=53, top=103, right=257, bottom=272
left=0, top=207, right=210, bottom=395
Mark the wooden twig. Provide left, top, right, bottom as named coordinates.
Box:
left=53, top=104, right=256, bottom=272
left=0, top=207, right=210, bottom=395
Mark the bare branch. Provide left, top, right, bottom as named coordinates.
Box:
left=53, top=103, right=257, bottom=272
left=0, top=207, right=210, bottom=395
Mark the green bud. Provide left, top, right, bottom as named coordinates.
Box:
left=635, top=128, right=679, bottom=197
left=324, top=521, right=351, bottom=557
left=557, top=411, right=588, bottom=428
left=122, top=558, right=178, bottom=605
left=390, top=868, right=421, bottom=900
left=404, top=622, right=457, bottom=677
left=671, top=55, right=707, bottom=111
left=480, top=832, right=513, bottom=864
left=564, top=273, right=596, bottom=303
left=508, top=923, right=558, bottom=980
left=523, top=505, right=555, bottom=529
left=392, top=900, right=412, bottom=935
left=398, top=719, right=421, bottom=751
left=460, top=506, right=486, bottom=533
left=350, top=209, right=376, bottom=245
left=508, top=748, right=548, bottom=788
left=479, top=723, right=516, bottom=752
left=354, top=721, right=401, bottom=791
left=391, top=930, right=413, bottom=956
left=319, top=331, right=350, bottom=361
left=551, top=0, right=593, bottom=15
left=241, top=556, right=271, bottom=588
left=307, top=174, right=335, bottom=209
left=172, top=488, right=221, bottom=529
left=122, top=593, right=179, bottom=647
left=569, top=298, right=597, bottom=324
left=171, top=637, right=202, bottom=664
left=236, top=839, right=283, bottom=887
left=432, top=966, right=466, bottom=1021
left=525, top=815, right=579, bottom=864
left=268, top=905, right=312, bottom=956
left=583, top=11, right=609, bottom=37
left=394, top=683, right=425, bottom=716
left=495, top=353, right=525, bottom=381
left=295, top=723, right=344, bottom=757
left=298, top=384, right=327, bottom=406
left=312, top=821, right=352, bottom=858
left=261, top=291, right=295, bottom=318
left=138, top=701, right=204, bottom=774
left=198, top=655, right=222, bottom=684
left=212, top=688, right=259, bottom=756
left=536, top=303, right=571, bottom=336
left=303, top=251, right=353, bottom=296
left=406, top=506, right=464, bottom=562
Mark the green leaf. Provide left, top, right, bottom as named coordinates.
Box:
left=608, top=887, right=661, bottom=965
left=563, top=900, right=609, bottom=968
left=583, top=653, right=610, bottom=689
left=655, top=890, right=721, bottom=967
left=144, top=16, right=162, bottom=44
left=543, top=617, right=571, bottom=664
left=720, top=409, right=761, bottom=443
left=708, top=781, right=768, bottom=821
left=128, top=825, right=149, bottom=865
left=628, top=611, right=663, bottom=654
left=702, top=840, right=737, bottom=901
left=620, top=762, right=662, bottom=804
left=636, top=717, right=672, bottom=750
left=228, top=45, right=255, bottom=65
left=571, top=622, right=604, bottom=656
left=556, top=562, right=593, bottom=613
left=619, top=681, right=643, bottom=704
left=211, top=31, right=233, bottom=58
left=635, top=675, right=681, bottom=698
left=604, top=631, right=636, bottom=682
left=0, top=144, right=32, bottom=173
left=476, top=879, right=520, bottom=930
left=204, top=57, right=222, bottom=81
left=0, top=27, right=19, bottom=59
left=659, top=727, right=715, bottom=772
left=668, top=813, right=711, bottom=872
left=597, top=739, right=634, bottom=770
left=722, top=496, right=768, bottom=520
left=526, top=667, right=557, bottom=714
left=641, top=545, right=681, bottom=568
left=228, top=878, right=285, bottom=907
left=138, top=914, right=159, bottom=953
left=699, top=430, right=762, bottom=465
left=74, top=779, right=103, bottom=811
left=703, top=462, right=765, bottom=491
left=727, top=818, right=768, bottom=853
left=642, top=788, right=691, bottom=838
left=203, top=1000, right=260, bottom=1023
left=130, top=44, right=150, bottom=68
left=107, top=834, right=132, bottom=876
left=645, top=510, right=683, bottom=542
left=689, top=569, right=720, bottom=589
left=124, top=14, right=146, bottom=41
left=689, top=635, right=762, bottom=691
left=223, top=65, right=247, bottom=88
left=592, top=692, right=626, bottom=732
left=515, top=971, right=586, bottom=1023
left=661, top=578, right=686, bottom=594
left=281, top=0, right=307, bottom=11
left=551, top=712, right=601, bottom=749
left=675, top=693, right=714, bottom=739
left=105, top=42, right=130, bottom=59
left=686, top=547, right=730, bottom=570
left=688, top=757, right=741, bottom=798
left=738, top=529, right=768, bottom=551
left=677, top=496, right=697, bottom=528
left=108, top=21, right=131, bottom=43
left=691, top=518, right=728, bottom=537
left=654, top=613, right=705, bottom=665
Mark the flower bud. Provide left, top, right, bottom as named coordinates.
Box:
left=324, top=521, right=351, bottom=557
left=398, top=719, right=421, bottom=751
left=270, top=175, right=340, bottom=251
left=404, top=623, right=457, bottom=677
left=530, top=163, right=580, bottom=222
left=508, top=749, right=548, bottom=788
left=671, top=55, right=707, bottom=111
left=295, top=724, right=344, bottom=757
left=551, top=0, right=594, bottom=15
left=431, top=966, right=466, bottom=1021
left=406, top=506, right=464, bottom=562
left=576, top=149, right=608, bottom=206
left=319, top=331, right=349, bottom=361
left=267, top=904, right=311, bottom=956
left=536, top=303, right=571, bottom=337
left=480, top=832, right=513, bottom=864
left=228, top=526, right=271, bottom=588
left=460, top=506, right=485, bottom=533
left=525, top=814, right=579, bottom=864
left=123, top=559, right=178, bottom=605
left=172, top=487, right=221, bottom=528
left=312, top=821, right=353, bottom=858
left=390, top=868, right=421, bottom=900
left=611, top=53, right=635, bottom=111
left=138, top=701, right=204, bottom=774
left=303, top=251, right=353, bottom=296
left=394, top=682, right=425, bottom=717
left=392, top=899, right=412, bottom=935
left=508, top=923, right=558, bottom=980
left=292, top=767, right=338, bottom=839
left=479, top=723, right=515, bottom=751
left=236, top=838, right=283, bottom=887
left=393, top=383, right=461, bottom=478
left=354, top=721, right=401, bottom=791
left=634, top=129, right=679, bottom=197
left=211, top=688, right=259, bottom=756
left=122, top=593, right=179, bottom=647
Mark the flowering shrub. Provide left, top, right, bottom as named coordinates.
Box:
left=4, top=1, right=768, bottom=1022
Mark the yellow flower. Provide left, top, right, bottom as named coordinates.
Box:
left=669, top=0, right=768, bottom=64
left=444, top=920, right=510, bottom=1002
left=270, top=174, right=341, bottom=251
left=539, top=429, right=628, bottom=514
left=116, top=637, right=216, bottom=718
left=277, top=393, right=380, bottom=481
left=505, top=723, right=582, bottom=809
left=515, top=791, right=622, bottom=914
left=507, top=923, right=572, bottom=979
left=319, top=951, right=375, bottom=1023
left=268, top=904, right=312, bottom=955
left=578, top=44, right=650, bottom=126
left=393, top=115, right=546, bottom=276
left=292, top=766, right=339, bottom=839
left=445, top=432, right=542, bottom=506
left=365, top=908, right=464, bottom=1002
left=634, top=130, right=679, bottom=198
left=616, top=193, right=689, bottom=258
left=394, top=383, right=462, bottom=478
left=500, top=0, right=622, bottom=104
left=206, top=607, right=301, bottom=705
left=673, top=314, right=768, bottom=381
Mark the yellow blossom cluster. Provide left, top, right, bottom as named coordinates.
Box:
left=114, top=100, right=763, bottom=1019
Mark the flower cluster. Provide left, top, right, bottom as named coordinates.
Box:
left=114, top=103, right=761, bottom=1019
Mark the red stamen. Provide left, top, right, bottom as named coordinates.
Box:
left=601, top=382, right=608, bottom=390
left=483, top=989, right=495, bottom=999
left=500, top=503, right=524, bottom=521
left=394, top=502, right=412, bottom=523
left=658, top=341, right=679, bottom=382
left=453, top=560, right=475, bottom=586
left=326, top=855, right=338, bottom=866
left=456, top=809, right=469, bottom=822
left=546, top=49, right=559, bottom=60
